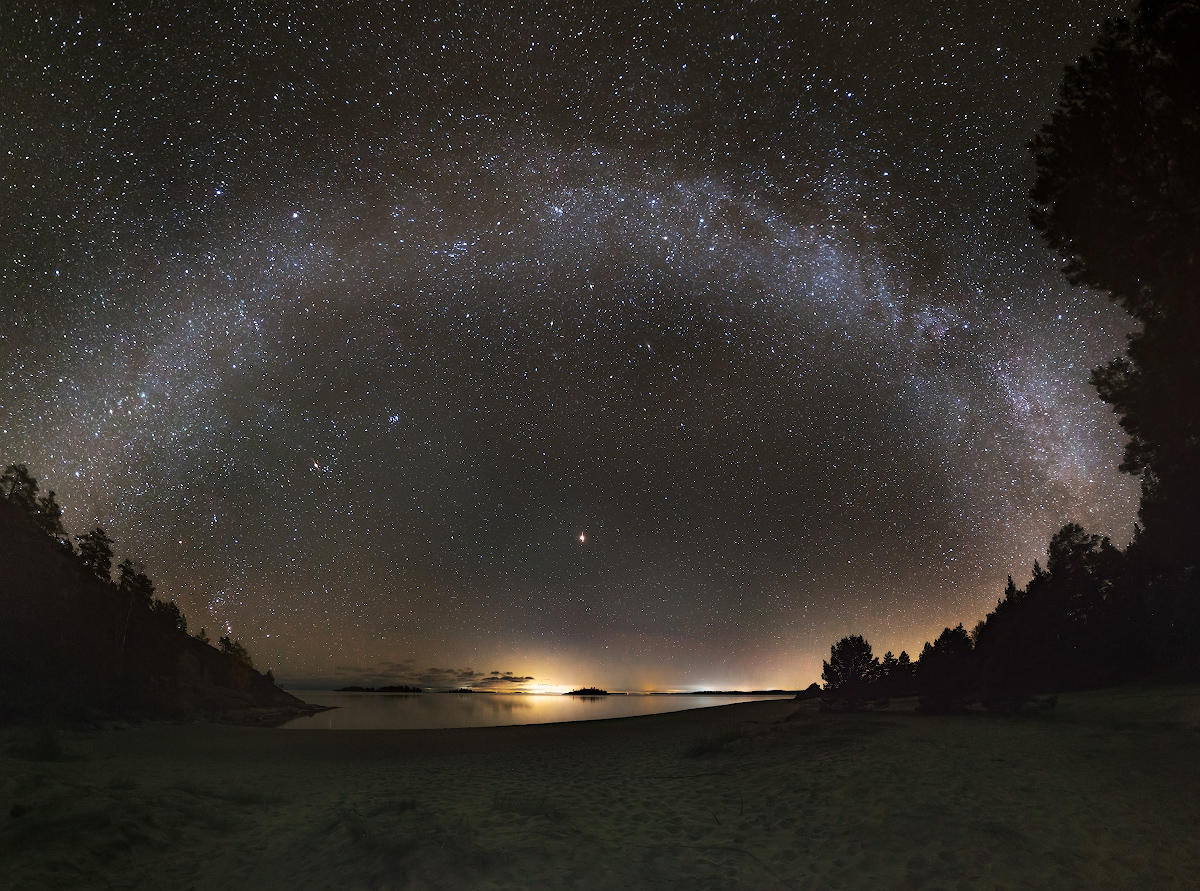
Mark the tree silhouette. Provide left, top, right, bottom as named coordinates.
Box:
left=1031, top=0, right=1200, bottom=563
left=880, top=650, right=898, bottom=686
left=971, top=524, right=1138, bottom=709
left=0, top=463, right=67, bottom=543
left=878, top=650, right=910, bottom=698
left=151, top=598, right=188, bottom=633
left=114, top=557, right=188, bottom=633
left=916, top=624, right=976, bottom=713
left=77, top=527, right=114, bottom=582
left=878, top=649, right=914, bottom=698
left=219, top=636, right=254, bottom=670
left=0, top=464, right=39, bottom=511
left=821, top=634, right=880, bottom=709
left=34, top=490, right=66, bottom=541
left=117, top=558, right=155, bottom=607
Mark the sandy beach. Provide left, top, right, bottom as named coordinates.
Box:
left=4, top=685, right=1200, bottom=890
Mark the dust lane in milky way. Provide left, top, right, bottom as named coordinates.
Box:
left=0, top=2, right=1138, bottom=689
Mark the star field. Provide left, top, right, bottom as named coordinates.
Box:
left=1, top=2, right=1138, bottom=690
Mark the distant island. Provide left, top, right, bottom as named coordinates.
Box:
left=336, top=685, right=423, bottom=693
left=565, top=687, right=619, bottom=695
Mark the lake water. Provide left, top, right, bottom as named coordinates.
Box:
left=278, top=691, right=794, bottom=730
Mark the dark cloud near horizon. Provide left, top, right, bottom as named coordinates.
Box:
left=326, top=661, right=537, bottom=690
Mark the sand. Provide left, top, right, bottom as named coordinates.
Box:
left=3, top=685, right=1200, bottom=890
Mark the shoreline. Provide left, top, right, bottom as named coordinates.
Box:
left=278, top=689, right=795, bottom=731
left=288, top=688, right=803, bottom=695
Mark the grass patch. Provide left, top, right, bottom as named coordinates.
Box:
left=5, top=726, right=67, bottom=762
left=685, top=727, right=747, bottom=757
left=492, top=794, right=563, bottom=819
left=218, top=787, right=284, bottom=806
left=370, top=797, right=417, bottom=816
left=169, top=779, right=282, bottom=806
left=322, top=806, right=499, bottom=877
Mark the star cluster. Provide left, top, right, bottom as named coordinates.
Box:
left=1, top=2, right=1137, bottom=689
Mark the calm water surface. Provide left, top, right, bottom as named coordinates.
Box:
left=279, top=691, right=793, bottom=730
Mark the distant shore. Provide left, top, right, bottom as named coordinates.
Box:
left=278, top=688, right=793, bottom=730
left=305, top=686, right=804, bottom=695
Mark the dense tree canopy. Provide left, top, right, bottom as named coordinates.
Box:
left=1031, top=0, right=1199, bottom=319
left=1031, top=0, right=1200, bottom=562
left=915, top=624, right=976, bottom=713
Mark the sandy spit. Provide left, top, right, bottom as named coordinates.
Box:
left=3, top=687, right=1200, bottom=890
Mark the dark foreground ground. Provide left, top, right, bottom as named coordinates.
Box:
left=3, top=684, right=1199, bottom=890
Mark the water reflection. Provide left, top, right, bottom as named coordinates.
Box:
left=280, top=692, right=792, bottom=730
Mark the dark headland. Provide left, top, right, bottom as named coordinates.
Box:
left=0, top=492, right=321, bottom=726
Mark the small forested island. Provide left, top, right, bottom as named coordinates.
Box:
left=565, top=687, right=619, bottom=695
left=336, top=685, right=424, bottom=693
left=0, top=463, right=319, bottom=725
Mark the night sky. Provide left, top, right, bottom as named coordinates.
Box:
left=1, top=2, right=1140, bottom=691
